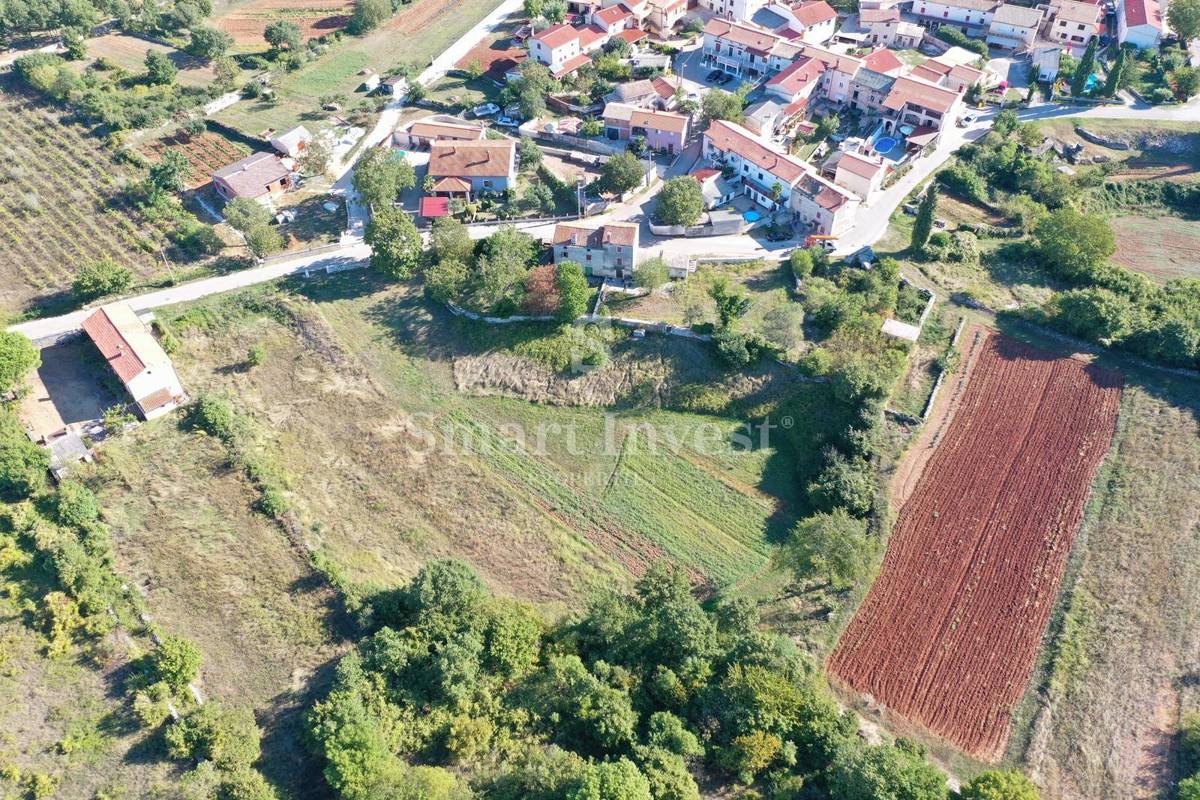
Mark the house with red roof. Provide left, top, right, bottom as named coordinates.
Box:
left=82, top=303, right=186, bottom=421
left=1048, top=0, right=1104, bottom=48
left=765, top=0, right=840, bottom=43
left=1116, top=0, right=1165, bottom=48
left=645, top=0, right=687, bottom=33
left=832, top=150, right=887, bottom=199
left=602, top=103, right=691, bottom=153
left=703, top=119, right=811, bottom=210
left=529, top=22, right=611, bottom=77
left=860, top=8, right=924, bottom=47
left=427, top=140, right=517, bottom=196
left=790, top=169, right=860, bottom=236
left=590, top=3, right=635, bottom=33
left=882, top=74, right=963, bottom=133
left=551, top=222, right=640, bottom=279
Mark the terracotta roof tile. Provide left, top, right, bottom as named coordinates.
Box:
left=704, top=119, right=809, bottom=184
left=428, top=140, right=515, bottom=178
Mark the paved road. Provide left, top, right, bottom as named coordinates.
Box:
left=9, top=244, right=371, bottom=344
left=11, top=92, right=1197, bottom=342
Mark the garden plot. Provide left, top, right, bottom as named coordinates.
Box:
left=0, top=89, right=180, bottom=315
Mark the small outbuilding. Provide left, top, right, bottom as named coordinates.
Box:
left=81, top=304, right=186, bottom=420
left=269, top=125, right=312, bottom=158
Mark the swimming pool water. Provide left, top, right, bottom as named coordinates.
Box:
left=874, top=136, right=899, bottom=153
left=743, top=210, right=761, bottom=222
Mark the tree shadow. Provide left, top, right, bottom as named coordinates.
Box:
left=255, top=656, right=343, bottom=800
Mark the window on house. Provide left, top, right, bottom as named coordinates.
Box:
left=586, top=254, right=592, bottom=260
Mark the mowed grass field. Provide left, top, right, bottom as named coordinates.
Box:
left=77, top=34, right=218, bottom=88
left=1016, top=369, right=1200, bottom=800
left=214, top=0, right=505, bottom=134
left=1110, top=214, right=1200, bottom=281
left=0, top=86, right=180, bottom=317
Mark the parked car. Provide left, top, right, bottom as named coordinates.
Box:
left=705, top=69, right=724, bottom=82
left=495, top=115, right=519, bottom=127
left=764, top=226, right=792, bottom=242
left=473, top=103, right=500, bottom=117
left=957, top=112, right=978, bottom=127
left=717, top=72, right=734, bottom=84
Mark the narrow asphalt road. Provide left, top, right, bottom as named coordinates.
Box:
left=9, top=244, right=371, bottom=344
left=9, top=91, right=1197, bottom=341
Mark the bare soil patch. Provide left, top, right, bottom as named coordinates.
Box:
left=141, top=131, right=251, bottom=189
left=830, top=331, right=1123, bottom=760
left=1110, top=214, right=1200, bottom=281
left=217, top=0, right=353, bottom=44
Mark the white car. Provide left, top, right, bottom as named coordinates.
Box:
left=957, top=113, right=978, bottom=127
left=473, top=103, right=500, bottom=118
left=495, top=115, right=519, bottom=127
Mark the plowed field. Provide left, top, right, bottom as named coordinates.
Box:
left=829, top=332, right=1123, bottom=760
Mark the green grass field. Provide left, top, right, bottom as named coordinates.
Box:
left=214, top=0, right=506, bottom=134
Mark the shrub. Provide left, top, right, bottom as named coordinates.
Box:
left=0, top=331, right=40, bottom=395
left=166, top=703, right=262, bottom=771
left=54, top=481, right=101, bottom=529
left=634, top=258, right=670, bottom=292
left=190, top=395, right=242, bottom=444
left=960, top=770, right=1039, bottom=800
left=0, top=412, right=48, bottom=500
left=150, top=636, right=202, bottom=689
left=73, top=259, right=134, bottom=302
left=655, top=177, right=704, bottom=227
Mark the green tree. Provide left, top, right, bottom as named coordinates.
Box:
left=523, top=0, right=543, bottom=16
left=1071, top=38, right=1097, bottom=96
left=569, top=758, right=651, bottom=800
left=144, top=50, right=177, bottom=85
left=221, top=768, right=280, bottom=800
left=555, top=260, right=590, bottom=321
left=365, top=207, right=422, bottom=279
left=1103, top=48, right=1127, bottom=97
left=264, top=19, right=302, bottom=51
left=1181, top=713, right=1200, bottom=774
left=543, top=0, right=566, bottom=22
left=165, top=703, right=262, bottom=771
left=0, top=411, right=48, bottom=500
left=0, top=332, right=40, bottom=395
left=426, top=259, right=470, bottom=303
left=760, top=303, right=804, bottom=351
left=348, top=0, right=390, bottom=33
left=634, top=258, right=670, bottom=292
left=151, top=636, right=202, bottom=689
left=188, top=26, right=233, bottom=60
left=789, top=248, right=814, bottom=281
left=776, top=509, right=871, bottom=590
left=353, top=146, right=415, bottom=209
left=518, top=136, right=543, bottom=171
left=600, top=151, right=644, bottom=195
left=1168, top=0, right=1200, bottom=40
left=960, top=770, right=1040, bottom=800
left=701, top=86, right=747, bottom=123
left=299, top=137, right=332, bottom=176
left=73, top=259, right=134, bottom=301
left=807, top=448, right=875, bottom=517
left=244, top=225, right=284, bottom=258
left=655, top=177, right=704, bottom=227
left=911, top=184, right=938, bottom=252
left=1046, top=288, right=1134, bottom=340
left=1174, top=67, right=1200, bottom=100
left=708, top=277, right=751, bottom=329
left=223, top=197, right=273, bottom=234
left=508, top=61, right=555, bottom=120
left=145, top=150, right=192, bottom=201
left=1179, top=776, right=1200, bottom=800
left=1032, top=208, right=1116, bottom=280
left=429, top=216, right=475, bottom=265
left=830, top=743, right=948, bottom=800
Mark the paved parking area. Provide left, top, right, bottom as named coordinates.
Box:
left=674, top=45, right=750, bottom=94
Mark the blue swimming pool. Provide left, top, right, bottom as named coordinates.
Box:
left=743, top=210, right=761, bottom=222
left=874, top=136, right=898, bottom=153
left=1085, top=73, right=1100, bottom=92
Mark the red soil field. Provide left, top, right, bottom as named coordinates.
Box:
left=217, top=0, right=352, bottom=44
left=828, top=332, right=1123, bottom=760
left=141, top=132, right=250, bottom=190
left=455, top=32, right=527, bottom=78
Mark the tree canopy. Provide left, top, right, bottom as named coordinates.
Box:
left=600, top=152, right=644, bottom=195
left=655, top=177, right=704, bottom=227
left=0, top=332, right=40, bottom=395
left=353, top=146, right=416, bottom=209
left=365, top=207, right=422, bottom=279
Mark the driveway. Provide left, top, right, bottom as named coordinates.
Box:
left=19, top=338, right=119, bottom=438
left=987, top=54, right=1029, bottom=93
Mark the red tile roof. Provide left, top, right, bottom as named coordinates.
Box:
left=593, top=4, right=633, bottom=25
left=430, top=176, right=471, bottom=193
left=532, top=22, right=581, bottom=48
left=615, top=27, right=649, bottom=43
left=703, top=18, right=783, bottom=52
left=863, top=47, right=904, bottom=74
left=704, top=119, right=810, bottom=184
left=791, top=0, right=838, bottom=26
left=552, top=52, right=593, bottom=77
left=407, top=120, right=485, bottom=140
left=212, top=152, right=290, bottom=199
left=577, top=24, right=609, bottom=48
left=82, top=307, right=146, bottom=383
left=1121, top=0, right=1160, bottom=27
left=420, top=196, right=451, bottom=216
left=428, top=140, right=515, bottom=178
left=552, top=222, right=638, bottom=247
left=838, top=150, right=886, bottom=179
left=765, top=55, right=826, bottom=95
left=860, top=7, right=900, bottom=22
left=883, top=75, right=960, bottom=114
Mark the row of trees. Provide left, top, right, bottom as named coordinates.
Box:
left=308, top=558, right=1037, bottom=800
left=935, top=110, right=1200, bottom=369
